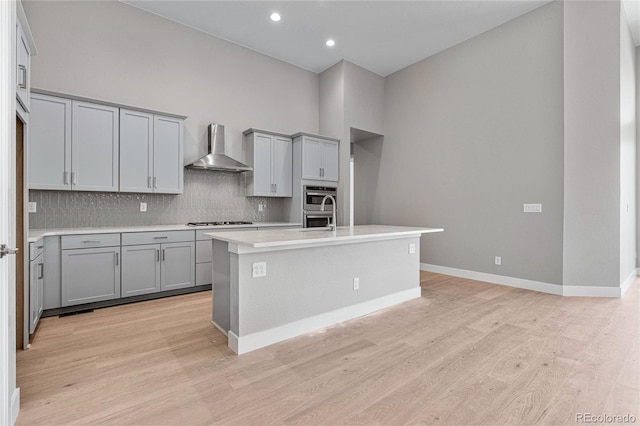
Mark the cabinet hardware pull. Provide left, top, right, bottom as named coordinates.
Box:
left=274, top=183, right=277, bottom=193
left=115, top=252, right=119, bottom=266
left=63, top=171, right=69, bottom=185
left=38, top=263, right=44, bottom=279
left=153, top=236, right=168, bottom=239
left=156, top=249, right=160, bottom=262
left=82, top=240, right=100, bottom=243
left=36, top=245, right=43, bottom=249
left=72, top=172, right=77, bottom=185
left=162, top=249, right=165, bottom=261
left=18, top=65, right=27, bottom=89
left=154, top=177, right=158, bottom=188
left=148, top=177, right=152, bottom=188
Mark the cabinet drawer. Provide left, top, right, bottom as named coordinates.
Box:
left=29, top=241, right=44, bottom=261
left=62, top=233, right=121, bottom=250
left=196, top=240, right=212, bottom=263
left=122, top=230, right=195, bottom=246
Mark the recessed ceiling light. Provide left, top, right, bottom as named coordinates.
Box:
left=326, top=39, right=335, bottom=47
left=270, top=12, right=281, bottom=22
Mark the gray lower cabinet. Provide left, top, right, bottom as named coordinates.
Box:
left=121, top=231, right=195, bottom=292
left=160, top=242, right=195, bottom=291
left=121, top=244, right=161, bottom=296
left=29, top=251, right=43, bottom=334
left=61, top=246, right=121, bottom=307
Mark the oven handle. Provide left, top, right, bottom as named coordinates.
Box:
left=305, top=191, right=336, bottom=197
left=305, top=215, right=334, bottom=219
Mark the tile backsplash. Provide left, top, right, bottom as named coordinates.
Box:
left=29, top=169, right=286, bottom=229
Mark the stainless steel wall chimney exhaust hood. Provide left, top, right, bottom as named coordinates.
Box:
left=186, top=124, right=252, bottom=172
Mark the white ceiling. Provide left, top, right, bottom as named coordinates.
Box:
left=122, top=0, right=554, bottom=77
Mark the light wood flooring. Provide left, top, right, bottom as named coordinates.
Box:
left=16, top=272, right=640, bottom=425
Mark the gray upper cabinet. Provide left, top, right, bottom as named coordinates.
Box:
left=299, top=135, right=339, bottom=182
left=153, top=115, right=184, bottom=194
left=29, top=94, right=72, bottom=190
left=29, top=92, right=184, bottom=194
left=120, top=109, right=154, bottom=193
left=71, top=101, right=119, bottom=192
left=61, top=245, right=121, bottom=307
left=16, top=19, right=31, bottom=111
left=244, top=130, right=292, bottom=197
left=29, top=94, right=119, bottom=192
left=120, top=111, right=183, bottom=194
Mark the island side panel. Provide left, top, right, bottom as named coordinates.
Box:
left=212, top=239, right=231, bottom=334
left=235, top=236, right=421, bottom=338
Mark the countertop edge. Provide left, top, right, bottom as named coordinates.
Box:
left=28, top=222, right=302, bottom=243
left=205, top=226, right=444, bottom=251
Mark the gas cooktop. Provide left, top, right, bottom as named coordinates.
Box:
left=186, top=221, right=253, bottom=227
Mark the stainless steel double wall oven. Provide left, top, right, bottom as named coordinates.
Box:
left=303, top=185, right=337, bottom=228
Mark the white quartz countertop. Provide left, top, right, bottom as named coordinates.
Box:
left=28, top=222, right=301, bottom=243
left=205, top=225, right=444, bottom=250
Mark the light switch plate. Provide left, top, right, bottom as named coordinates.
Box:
left=140, top=202, right=147, bottom=212
left=523, top=203, right=542, bottom=213
left=408, top=243, right=416, bottom=254
left=28, top=202, right=37, bottom=213
left=258, top=204, right=264, bottom=212
left=252, top=261, right=267, bottom=278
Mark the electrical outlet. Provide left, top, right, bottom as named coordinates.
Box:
left=495, top=256, right=502, bottom=266
left=140, top=202, right=147, bottom=212
left=353, top=277, right=360, bottom=290
left=252, top=262, right=267, bottom=278
left=258, top=204, right=264, bottom=212
left=28, top=202, right=37, bottom=213
left=408, top=243, right=416, bottom=254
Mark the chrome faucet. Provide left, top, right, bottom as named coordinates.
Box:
left=320, top=195, right=337, bottom=231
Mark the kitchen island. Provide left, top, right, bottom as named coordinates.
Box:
left=206, top=225, right=443, bottom=354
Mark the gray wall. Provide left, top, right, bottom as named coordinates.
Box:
left=29, top=170, right=285, bottom=229
left=637, top=45, right=640, bottom=269
left=563, top=0, right=622, bottom=287
left=23, top=0, right=319, bottom=228
left=319, top=60, right=385, bottom=225
left=620, top=5, right=637, bottom=281
left=379, top=2, right=564, bottom=285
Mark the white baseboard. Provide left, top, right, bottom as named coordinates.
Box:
left=420, top=263, right=563, bottom=296
left=229, top=287, right=421, bottom=355
left=420, top=264, right=633, bottom=298
left=620, top=269, right=639, bottom=297
left=10, top=387, right=20, bottom=426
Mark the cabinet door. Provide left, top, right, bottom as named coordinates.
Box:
left=160, top=242, right=195, bottom=291
left=37, top=256, right=44, bottom=319
left=29, top=259, right=39, bottom=334
left=121, top=244, right=161, bottom=297
left=120, top=109, right=154, bottom=193
left=320, top=140, right=339, bottom=181
left=61, top=247, right=121, bottom=306
left=302, top=137, right=322, bottom=180
left=252, top=133, right=274, bottom=196
left=29, top=94, right=72, bottom=190
left=71, top=101, right=119, bottom=192
left=153, top=115, right=183, bottom=194
left=16, top=21, right=30, bottom=111
left=273, top=136, right=292, bottom=196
